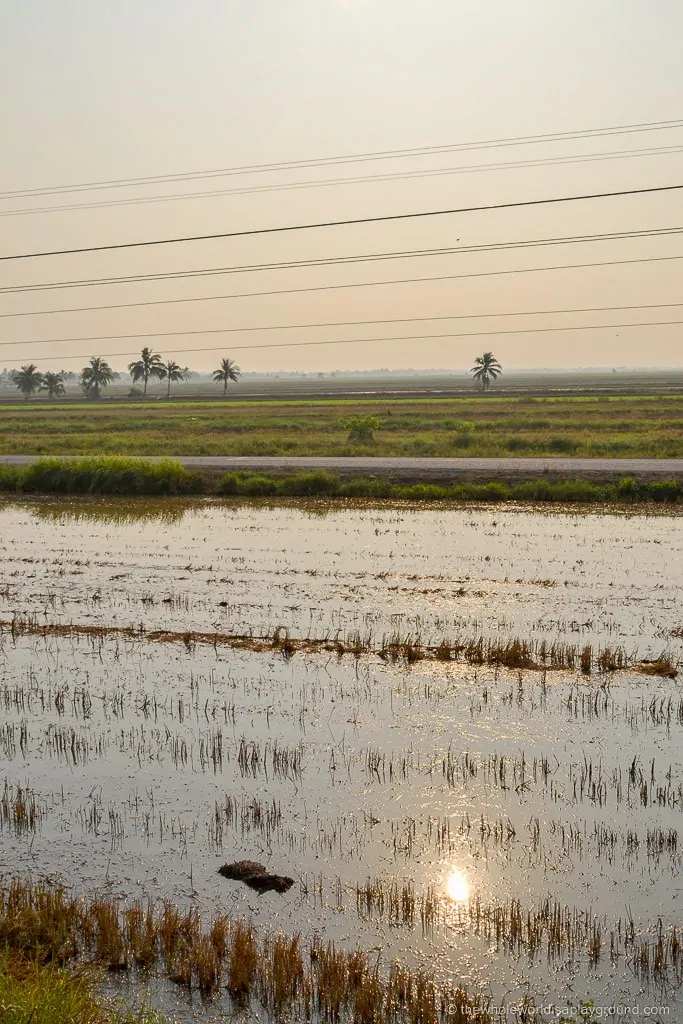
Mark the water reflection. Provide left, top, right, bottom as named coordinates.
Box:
left=18, top=497, right=192, bottom=526
left=446, top=868, right=469, bottom=902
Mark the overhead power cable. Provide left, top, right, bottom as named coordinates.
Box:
left=2, top=224, right=681, bottom=295
left=2, top=253, right=683, bottom=319
left=8, top=319, right=683, bottom=365
left=2, top=116, right=683, bottom=199
left=4, top=144, right=683, bottom=217
left=3, top=301, right=683, bottom=350
left=2, top=183, right=683, bottom=263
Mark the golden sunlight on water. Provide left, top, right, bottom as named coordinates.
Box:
left=445, top=868, right=469, bottom=902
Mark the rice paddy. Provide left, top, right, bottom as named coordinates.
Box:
left=0, top=496, right=682, bottom=1021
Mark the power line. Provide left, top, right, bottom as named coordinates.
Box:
left=3, top=117, right=683, bottom=199
left=7, top=319, right=683, bottom=365
left=2, top=225, right=681, bottom=295
left=3, top=301, right=683, bottom=350
left=3, top=184, right=683, bottom=263
left=2, top=253, right=683, bottom=319
left=4, top=144, right=683, bottom=218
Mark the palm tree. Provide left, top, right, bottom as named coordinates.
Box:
left=160, top=360, right=190, bottom=398
left=81, top=357, right=116, bottom=399
left=12, top=364, right=44, bottom=400
left=469, top=352, right=502, bottom=392
left=40, top=371, right=66, bottom=401
left=128, top=347, right=165, bottom=397
left=213, top=358, right=241, bottom=398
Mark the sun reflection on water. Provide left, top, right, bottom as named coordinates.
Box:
left=445, top=868, right=469, bottom=902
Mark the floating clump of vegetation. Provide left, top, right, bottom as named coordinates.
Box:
left=0, top=457, right=681, bottom=501
left=0, top=614, right=678, bottom=677
left=0, top=879, right=494, bottom=1021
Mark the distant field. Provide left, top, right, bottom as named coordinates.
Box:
left=0, top=368, right=682, bottom=404
left=0, top=394, right=681, bottom=458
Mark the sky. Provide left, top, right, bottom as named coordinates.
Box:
left=1, top=0, right=683, bottom=374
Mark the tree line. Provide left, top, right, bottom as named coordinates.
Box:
left=7, top=350, right=502, bottom=400
left=8, top=349, right=242, bottom=400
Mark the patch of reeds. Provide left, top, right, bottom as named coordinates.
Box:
left=0, top=780, right=44, bottom=834
left=0, top=879, right=493, bottom=1021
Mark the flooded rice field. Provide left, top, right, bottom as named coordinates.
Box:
left=1, top=497, right=682, bottom=1021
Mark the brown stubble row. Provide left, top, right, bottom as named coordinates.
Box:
left=0, top=616, right=678, bottom=678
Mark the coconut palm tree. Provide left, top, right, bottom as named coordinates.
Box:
left=213, top=358, right=241, bottom=398
left=40, top=371, right=66, bottom=401
left=128, top=347, right=165, bottom=397
left=160, top=360, right=190, bottom=398
left=469, top=352, right=502, bottom=392
left=12, top=364, right=44, bottom=400
left=81, top=357, right=116, bottom=399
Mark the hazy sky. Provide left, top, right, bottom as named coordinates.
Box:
left=2, top=0, right=683, bottom=373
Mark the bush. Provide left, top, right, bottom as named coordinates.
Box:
left=18, top=457, right=202, bottom=496
left=341, top=415, right=381, bottom=444
left=399, top=483, right=450, bottom=500
left=444, top=419, right=475, bottom=434
left=239, top=475, right=278, bottom=496
left=647, top=477, right=682, bottom=502
left=216, top=473, right=240, bottom=495
left=450, top=432, right=472, bottom=449
left=278, top=471, right=341, bottom=496
left=455, top=481, right=511, bottom=501
left=548, top=436, right=580, bottom=453
left=339, top=477, right=394, bottom=498
left=505, top=436, right=533, bottom=451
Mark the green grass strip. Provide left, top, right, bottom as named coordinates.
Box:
left=0, top=458, right=680, bottom=502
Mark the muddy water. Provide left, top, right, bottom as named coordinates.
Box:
left=1, top=497, right=682, bottom=1020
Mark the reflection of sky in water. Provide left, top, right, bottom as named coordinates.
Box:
left=0, top=498, right=682, bottom=1015
left=0, top=498, right=681, bottom=660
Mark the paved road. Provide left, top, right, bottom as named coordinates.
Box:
left=1, top=455, right=681, bottom=480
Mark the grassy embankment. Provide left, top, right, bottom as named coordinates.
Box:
left=0, top=456, right=681, bottom=501
left=0, top=394, right=681, bottom=457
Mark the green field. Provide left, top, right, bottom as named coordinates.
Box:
left=0, top=394, right=681, bottom=457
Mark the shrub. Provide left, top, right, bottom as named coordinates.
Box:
left=444, top=419, right=475, bottom=434
left=399, top=483, right=450, bottom=500
left=548, top=436, right=580, bottom=453
left=647, top=478, right=682, bottom=502
left=616, top=476, right=638, bottom=498
left=338, top=477, right=394, bottom=498
left=450, top=432, right=472, bottom=449
left=341, top=415, right=381, bottom=444
left=278, top=471, right=341, bottom=496
left=239, top=475, right=278, bottom=496
left=455, top=481, right=511, bottom=501
left=19, top=457, right=202, bottom=496
left=505, top=436, right=533, bottom=451
left=216, top=473, right=240, bottom=495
